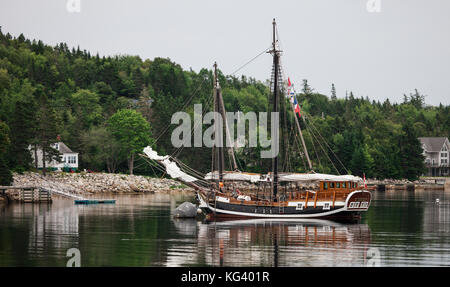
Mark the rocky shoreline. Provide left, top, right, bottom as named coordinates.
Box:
left=8, top=171, right=194, bottom=198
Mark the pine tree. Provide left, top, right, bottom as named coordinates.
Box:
left=0, top=121, right=12, bottom=185
left=397, top=123, right=426, bottom=181
left=301, top=79, right=313, bottom=95
left=35, top=89, right=60, bottom=176
left=331, top=83, right=337, bottom=101
left=8, top=99, right=37, bottom=171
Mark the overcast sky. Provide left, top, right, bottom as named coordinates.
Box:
left=1, top=0, right=449, bottom=105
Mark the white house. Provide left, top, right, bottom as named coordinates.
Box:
left=418, top=137, right=449, bottom=176
left=31, top=142, right=79, bottom=172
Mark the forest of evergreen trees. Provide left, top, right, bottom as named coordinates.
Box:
left=0, top=28, right=449, bottom=184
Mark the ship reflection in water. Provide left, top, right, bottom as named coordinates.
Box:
left=3, top=191, right=447, bottom=266
left=169, top=218, right=372, bottom=267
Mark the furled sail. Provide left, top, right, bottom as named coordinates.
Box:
left=278, top=173, right=362, bottom=183
left=205, top=171, right=263, bottom=183
left=204, top=170, right=361, bottom=183
left=143, top=146, right=198, bottom=183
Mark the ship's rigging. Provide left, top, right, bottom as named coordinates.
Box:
left=142, top=19, right=357, bottom=195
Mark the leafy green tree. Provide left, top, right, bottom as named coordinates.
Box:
left=71, top=89, right=103, bottom=129
left=81, top=126, right=122, bottom=173
left=107, top=109, right=153, bottom=174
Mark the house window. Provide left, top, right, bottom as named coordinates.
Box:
left=67, top=156, right=76, bottom=164
left=54, top=143, right=59, bottom=150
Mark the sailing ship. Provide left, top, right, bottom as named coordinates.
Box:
left=142, top=19, right=371, bottom=220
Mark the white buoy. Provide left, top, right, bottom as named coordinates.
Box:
left=435, top=198, right=440, bottom=204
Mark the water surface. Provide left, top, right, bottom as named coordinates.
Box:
left=0, top=189, right=449, bottom=266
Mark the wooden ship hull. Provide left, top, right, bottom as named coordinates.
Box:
left=197, top=189, right=371, bottom=220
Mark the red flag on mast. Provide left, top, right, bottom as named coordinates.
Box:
left=288, top=77, right=291, bottom=87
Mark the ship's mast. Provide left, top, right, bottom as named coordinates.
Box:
left=215, top=66, right=239, bottom=172
left=270, top=19, right=280, bottom=201
left=213, top=62, right=224, bottom=184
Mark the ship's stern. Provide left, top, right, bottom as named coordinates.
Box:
left=344, top=190, right=372, bottom=212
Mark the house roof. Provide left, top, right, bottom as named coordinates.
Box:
left=418, top=137, right=448, bottom=152
left=58, top=142, right=77, bottom=154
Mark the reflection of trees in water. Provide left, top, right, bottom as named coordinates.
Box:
left=26, top=203, right=79, bottom=256
left=420, top=190, right=450, bottom=234
left=365, top=189, right=450, bottom=266
left=166, top=218, right=199, bottom=267
left=169, top=219, right=372, bottom=267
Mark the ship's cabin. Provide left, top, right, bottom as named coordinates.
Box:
left=319, top=181, right=359, bottom=192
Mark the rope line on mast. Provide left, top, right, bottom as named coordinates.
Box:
left=294, top=132, right=308, bottom=171
left=170, top=90, right=215, bottom=159
left=229, top=46, right=272, bottom=76
left=305, top=116, right=340, bottom=174
left=304, top=113, right=350, bottom=174
left=154, top=71, right=211, bottom=145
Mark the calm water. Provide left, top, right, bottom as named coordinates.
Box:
left=0, top=189, right=449, bottom=267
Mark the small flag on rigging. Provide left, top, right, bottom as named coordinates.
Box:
left=288, top=77, right=301, bottom=117
left=293, top=96, right=301, bottom=117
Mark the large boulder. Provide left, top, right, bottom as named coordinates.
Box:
left=173, top=202, right=198, bottom=218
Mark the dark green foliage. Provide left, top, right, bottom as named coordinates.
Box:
left=34, top=89, right=60, bottom=175
left=0, top=121, right=12, bottom=185
left=397, top=123, right=426, bottom=181
left=0, top=29, right=446, bottom=180
left=8, top=99, right=36, bottom=170
left=107, top=109, right=152, bottom=175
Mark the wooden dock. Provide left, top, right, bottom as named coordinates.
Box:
left=0, top=186, right=52, bottom=203
left=0, top=186, right=116, bottom=204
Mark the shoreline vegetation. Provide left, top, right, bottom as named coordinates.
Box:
left=0, top=29, right=449, bottom=191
